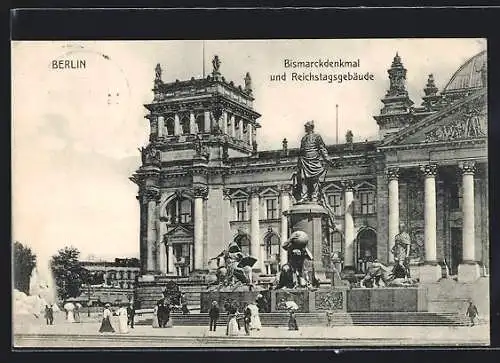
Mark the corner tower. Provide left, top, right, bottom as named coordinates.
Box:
left=131, top=55, right=261, bottom=276
left=374, top=53, right=415, bottom=139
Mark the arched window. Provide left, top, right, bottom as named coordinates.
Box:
left=357, top=228, right=377, bottom=273
left=196, top=114, right=205, bottom=133
left=234, top=230, right=251, bottom=256
left=181, top=116, right=190, bottom=134
left=264, top=228, right=281, bottom=267
left=166, top=197, right=193, bottom=225
left=166, top=117, right=175, bottom=135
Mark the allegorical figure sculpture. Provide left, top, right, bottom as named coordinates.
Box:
left=280, top=230, right=314, bottom=288
left=209, top=241, right=257, bottom=289
left=294, top=120, right=334, bottom=203
left=391, top=223, right=411, bottom=278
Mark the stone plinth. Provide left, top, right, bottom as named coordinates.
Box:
left=457, top=263, right=481, bottom=282
left=200, top=290, right=271, bottom=313
left=347, top=287, right=427, bottom=312
left=286, top=202, right=330, bottom=278
left=419, top=264, right=442, bottom=282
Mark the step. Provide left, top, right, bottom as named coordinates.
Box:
left=134, top=312, right=468, bottom=327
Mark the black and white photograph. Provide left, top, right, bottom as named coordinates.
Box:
left=11, top=38, right=489, bottom=347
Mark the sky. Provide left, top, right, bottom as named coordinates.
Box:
left=11, top=38, right=486, bottom=265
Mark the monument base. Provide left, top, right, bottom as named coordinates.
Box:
left=458, top=263, right=481, bottom=282
left=200, top=289, right=270, bottom=313
left=419, top=264, right=442, bottom=283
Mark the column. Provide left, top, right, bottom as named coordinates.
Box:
left=387, top=167, right=400, bottom=263
left=250, top=187, right=261, bottom=271
left=174, top=113, right=181, bottom=135
left=193, top=186, right=208, bottom=271
left=248, top=124, right=253, bottom=146
left=458, top=161, right=480, bottom=281
left=142, top=189, right=159, bottom=274
left=189, top=111, right=196, bottom=134
left=230, top=115, right=236, bottom=137
left=222, top=111, right=228, bottom=134
left=204, top=110, right=211, bottom=132
left=157, top=222, right=167, bottom=274
left=280, top=185, right=292, bottom=267
left=157, top=116, right=164, bottom=138
left=419, top=163, right=441, bottom=282
left=342, top=180, right=355, bottom=270
left=167, top=244, right=175, bottom=275
left=239, top=119, right=244, bottom=139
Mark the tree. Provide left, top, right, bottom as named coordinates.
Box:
left=13, top=241, right=37, bottom=294
left=50, top=246, right=86, bottom=300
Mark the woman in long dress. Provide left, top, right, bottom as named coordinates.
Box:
left=117, top=304, right=129, bottom=333
left=247, top=302, right=262, bottom=331
left=225, top=306, right=239, bottom=336
left=152, top=304, right=159, bottom=328
left=99, top=304, right=115, bottom=333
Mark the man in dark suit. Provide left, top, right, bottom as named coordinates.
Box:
left=127, top=301, right=136, bottom=328
left=208, top=301, right=220, bottom=331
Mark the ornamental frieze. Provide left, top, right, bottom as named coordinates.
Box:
left=424, top=99, right=486, bottom=143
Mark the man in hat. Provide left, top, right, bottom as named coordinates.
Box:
left=296, top=120, right=333, bottom=203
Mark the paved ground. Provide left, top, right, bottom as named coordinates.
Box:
left=12, top=313, right=490, bottom=348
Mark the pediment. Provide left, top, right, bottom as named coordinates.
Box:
left=164, top=225, right=193, bottom=240
left=381, top=89, right=487, bottom=147
left=259, top=187, right=279, bottom=198
left=230, top=189, right=249, bottom=199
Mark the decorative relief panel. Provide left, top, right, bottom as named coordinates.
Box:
left=315, top=290, right=344, bottom=311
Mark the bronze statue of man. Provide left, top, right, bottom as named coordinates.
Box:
left=296, top=120, right=331, bottom=203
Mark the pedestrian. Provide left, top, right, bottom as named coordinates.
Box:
left=243, top=305, right=252, bottom=336
left=99, top=303, right=115, bottom=333
left=180, top=293, right=190, bottom=315
left=256, top=294, right=268, bottom=313
left=157, top=299, right=167, bottom=328
left=165, top=302, right=173, bottom=328
left=117, top=303, right=129, bottom=333
left=466, top=300, right=479, bottom=326
left=44, top=305, right=54, bottom=325
left=247, top=300, right=262, bottom=331
left=74, top=303, right=81, bottom=323
left=226, top=305, right=239, bottom=336
left=127, top=301, right=135, bottom=329
left=288, top=308, right=299, bottom=331
left=152, top=304, right=159, bottom=328
left=208, top=300, right=220, bottom=332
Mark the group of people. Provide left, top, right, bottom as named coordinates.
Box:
left=216, top=299, right=262, bottom=336
left=152, top=298, right=174, bottom=328
left=98, top=301, right=136, bottom=334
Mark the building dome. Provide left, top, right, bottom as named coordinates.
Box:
left=442, top=50, right=486, bottom=93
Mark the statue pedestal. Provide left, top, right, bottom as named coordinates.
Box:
left=286, top=202, right=330, bottom=280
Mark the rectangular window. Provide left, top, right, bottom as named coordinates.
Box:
left=359, top=191, right=375, bottom=214
left=236, top=200, right=247, bottom=221
left=266, top=198, right=278, bottom=219
left=179, top=199, right=192, bottom=223
left=327, top=194, right=342, bottom=216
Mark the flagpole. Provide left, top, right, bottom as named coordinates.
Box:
left=202, top=41, right=205, bottom=78
left=336, top=104, right=339, bottom=144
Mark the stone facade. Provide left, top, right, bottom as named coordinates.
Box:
left=131, top=52, right=488, bottom=283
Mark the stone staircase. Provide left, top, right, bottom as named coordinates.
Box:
left=135, top=312, right=469, bottom=327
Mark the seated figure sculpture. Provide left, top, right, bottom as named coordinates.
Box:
left=359, top=258, right=418, bottom=288
left=209, top=241, right=257, bottom=290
